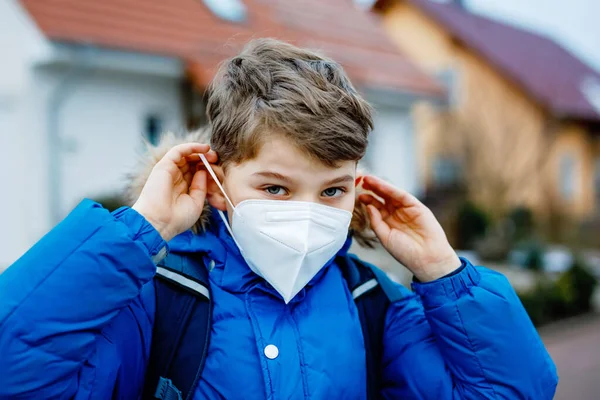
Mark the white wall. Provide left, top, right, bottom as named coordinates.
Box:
left=1, top=63, right=184, bottom=269
left=35, top=67, right=184, bottom=214
left=364, top=105, right=422, bottom=196
left=0, top=0, right=51, bottom=270
left=0, top=0, right=50, bottom=96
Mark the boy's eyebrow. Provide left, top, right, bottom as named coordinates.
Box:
left=323, top=174, right=354, bottom=186
left=251, top=172, right=354, bottom=186
left=252, top=171, right=294, bottom=184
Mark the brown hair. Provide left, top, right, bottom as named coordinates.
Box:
left=206, top=38, right=373, bottom=167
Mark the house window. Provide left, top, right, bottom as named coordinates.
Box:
left=559, top=153, right=577, bottom=201
left=433, top=156, right=461, bottom=187
left=435, top=67, right=461, bottom=109
left=144, top=115, right=163, bottom=146
left=202, top=0, right=246, bottom=22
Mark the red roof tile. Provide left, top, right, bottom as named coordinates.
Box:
left=376, top=0, right=600, bottom=121
left=20, top=0, right=443, bottom=97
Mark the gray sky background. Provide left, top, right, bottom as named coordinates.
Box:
left=466, top=0, right=600, bottom=71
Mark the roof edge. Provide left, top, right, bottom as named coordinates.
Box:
left=41, top=41, right=184, bottom=78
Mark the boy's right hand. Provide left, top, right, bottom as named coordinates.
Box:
left=132, top=143, right=218, bottom=242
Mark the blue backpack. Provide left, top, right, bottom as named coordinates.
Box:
left=143, top=252, right=403, bottom=400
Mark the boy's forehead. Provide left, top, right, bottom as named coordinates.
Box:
left=235, top=135, right=356, bottom=179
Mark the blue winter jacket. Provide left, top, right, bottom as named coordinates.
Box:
left=0, top=201, right=558, bottom=399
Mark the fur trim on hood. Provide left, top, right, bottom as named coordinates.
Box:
left=125, top=129, right=378, bottom=248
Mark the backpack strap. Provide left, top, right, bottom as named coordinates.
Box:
left=338, top=253, right=403, bottom=400
left=143, top=252, right=212, bottom=400
left=144, top=251, right=401, bottom=400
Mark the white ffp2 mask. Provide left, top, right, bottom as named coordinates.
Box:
left=200, top=154, right=352, bottom=303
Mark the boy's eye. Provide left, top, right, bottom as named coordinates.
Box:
left=322, top=187, right=345, bottom=198
left=265, top=186, right=287, bottom=196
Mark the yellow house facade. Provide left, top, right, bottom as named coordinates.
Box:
left=374, top=0, right=600, bottom=220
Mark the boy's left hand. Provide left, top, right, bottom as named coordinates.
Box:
left=358, top=175, right=461, bottom=282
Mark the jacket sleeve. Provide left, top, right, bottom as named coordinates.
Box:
left=381, top=258, right=558, bottom=399
left=0, top=200, right=166, bottom=398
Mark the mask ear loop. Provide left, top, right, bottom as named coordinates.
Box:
left=199, top=154, right=237, bottom=239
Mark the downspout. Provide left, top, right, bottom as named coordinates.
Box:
left=47, top=46, right=95, bottom=224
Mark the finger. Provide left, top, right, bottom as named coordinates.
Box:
left=367, top=205, right=391, bottom=243
left=186, top=154, right=201, bottom=162
left=360, top=193, right=391, bottom=221
left=179, top=161, right=192, bottom=175
left=161, top=143, right=211, bottom=168
left=358, top=193, right=387, bottom=213
left=188, top=169, right=208, bottom=208
left=178, top=159, right=199, bottom=184
left=358, top=193, right=382, bottom=206
left=186, top=150, right=218, bottom=164
left=362, top=175, right=419, bottom=208
left=205, top=150, right=219, bottom=163
left=183, top=168, right=194, bottom=187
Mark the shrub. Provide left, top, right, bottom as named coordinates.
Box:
left=507, top=206, right=535, bottom=242
left=455, top=202, right=489, bottom=250
left=559, top=259, right=597, bottom=312
left=519, top=283, right=566, bottom=326
left=518, top=258, right=597, bottom=326
left=474, top=231, right=511, bottom=262
left=578, top=215, right=600, bottom=248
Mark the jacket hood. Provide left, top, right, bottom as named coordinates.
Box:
left=124, top=128, right=378, bottom=247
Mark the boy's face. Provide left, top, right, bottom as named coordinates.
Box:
left=219, top=135, right=356, bottom=216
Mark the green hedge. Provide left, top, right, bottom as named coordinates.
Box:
left=455, top=202, right=489, bottom=250
left=518, top=259, right=597, bottom=326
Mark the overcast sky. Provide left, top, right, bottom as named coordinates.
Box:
left=465, top=0, right=600, bottom=71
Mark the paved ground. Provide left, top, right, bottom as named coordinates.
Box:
left=540, top=314, right=600, bottom=400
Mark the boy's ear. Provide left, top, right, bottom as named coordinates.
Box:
left=355, top=175, right=364, bottom=188
left=206, top=165, right=228, bottom=211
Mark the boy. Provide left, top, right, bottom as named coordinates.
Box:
left=0, top=39, right=557, bottom=399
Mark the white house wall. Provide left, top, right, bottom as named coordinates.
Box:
left=364, top=105, right=421, bottom=196
left=0, top=0, right=51, bottom=269
left=0, top=0, right=50, bottom=97
left=1, top=63, right=184, bottom=268
left=34, top=67, right=184, bottom=212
